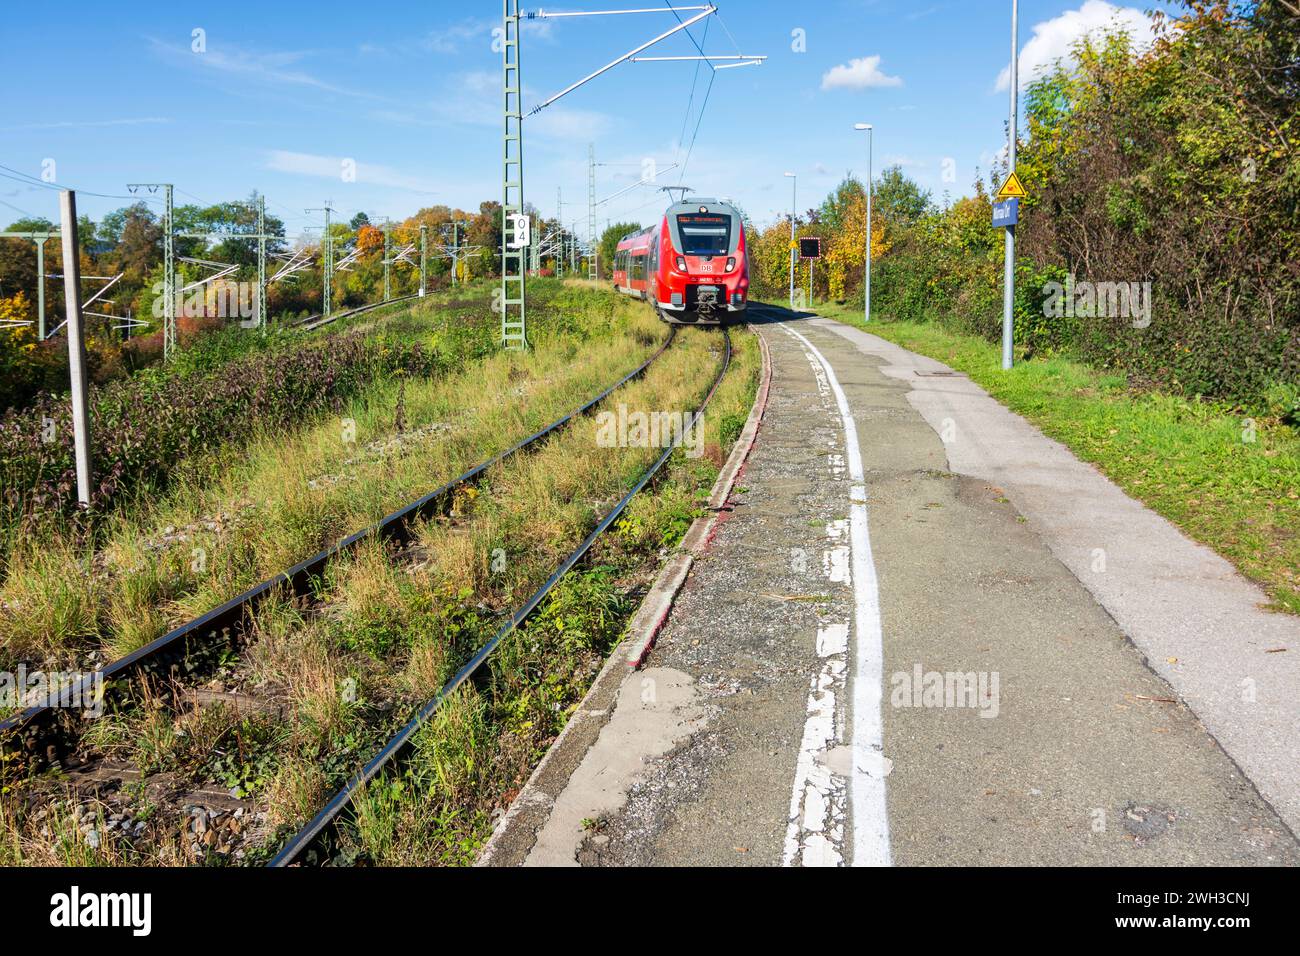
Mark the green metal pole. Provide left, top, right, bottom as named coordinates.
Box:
left=257, top=194, right=267, bottom=331
left=163, top=185, right=174, bottom=360
left=126, top=184, right=174, bottom=355
left=318, top=206, right=332, bottom=318
left=420, top=224, right=428, bottom=296
left=501, top=0, right=527, bottom=348
left=383, top=222, right=391, bottom=302
left=588, top=143, right=598, bottom=281
left=35, top=239, right=46, bottom=339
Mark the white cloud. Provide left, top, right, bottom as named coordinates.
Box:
left=978, top=144, right=1010, bottom=173
left=0, top=117, right=171, bottom=132
left=373, top=71, right=612, bottom=141
left=821, top=55, right=903, bottom=91
left=263, top=150, right=438, bottom=195
left=530, top=107, right=612, bottom=141
left=520, top=18, right=555, bottom=40
left=460, top=70, right=499, bottom=97
left=149, top=38, right=377, bottom=100
left=422, top=19, right=494, bottom=54
left=995, top=1, right=1156, bottom=92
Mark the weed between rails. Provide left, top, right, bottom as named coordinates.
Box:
left=0, top=282, right=653, bottom=673
left=1, top=289, right=759, bottom=867
left=325, top=327, right=759, bottom=866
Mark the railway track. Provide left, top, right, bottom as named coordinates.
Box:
left=292, top=293, right=422, bottom=333
left=269, top=325, right=732, bottom=865
left=3, top=317, right=734, bottom=867
left=0, top=325, right=678, bottom=767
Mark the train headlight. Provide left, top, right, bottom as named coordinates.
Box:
left=726, top=257, right=736, bottom=272
left=675, top=255, right=687, bottom=272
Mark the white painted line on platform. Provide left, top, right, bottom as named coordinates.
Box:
left=779, top=323, right=892, bottom=868
left=781, top=617, right=849, bottom=867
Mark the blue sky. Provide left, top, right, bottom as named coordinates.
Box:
left=0, top=1, right=1172, bottom=236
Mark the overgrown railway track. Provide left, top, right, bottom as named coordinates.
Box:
left=292, top=292, right=422, bottom=332
left=3, top=316, right=735, bottom=867
left=0, top=325, right=678, bottom=765
left=269, top=326, right=732, bottom=866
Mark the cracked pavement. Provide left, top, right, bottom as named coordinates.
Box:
left=506, top=303, right=1299, bottom=867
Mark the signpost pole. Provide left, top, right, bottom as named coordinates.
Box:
left=854, top=123, right=873, bottom=322
left=866, top=126, right=872, bottom=323
left=796, top=237, right=823, bottom=311
left=59, top=190, right=93, bottom=509
left=784, top=172, right=796, bottom=310
left=1002, top=0, right=1018, bottom=370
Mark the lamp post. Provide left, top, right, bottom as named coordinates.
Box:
left=781, top=172, right=799, bottom=309
left=1002, top=0, right=1019, bottom=369
left=855, top=123, right=873, bottom=323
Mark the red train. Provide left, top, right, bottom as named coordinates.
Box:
left=612, top=197, right=748, bottom=324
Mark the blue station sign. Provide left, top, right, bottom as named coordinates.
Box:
left=992, top=197, right=1019, bottom=228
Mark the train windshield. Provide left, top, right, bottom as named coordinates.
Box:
left=675, top=214, right=731, bottom=255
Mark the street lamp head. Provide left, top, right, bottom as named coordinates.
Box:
left=854, top=123, right=873, bottom=131
left=783, top=171, right=796, bottom=177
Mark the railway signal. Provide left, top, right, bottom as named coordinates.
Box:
left=800, top=237, right=822, bottom=308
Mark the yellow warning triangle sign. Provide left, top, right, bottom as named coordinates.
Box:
left=996, top=171, right=1027, bottom=200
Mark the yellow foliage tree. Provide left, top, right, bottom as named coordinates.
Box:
left=0, top=291, right=35, bottom=349
left=750, top=222, right=796, bottom=296
left=823, top=192, right=890, bottom=301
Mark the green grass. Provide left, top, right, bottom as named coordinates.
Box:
left=324, top=321, right=759, bottom=866
left=0, top=280, right=655, bottom=671
left=812, top=300, right=1300, bottom=615
left=1, top=284, right=761, bottom=867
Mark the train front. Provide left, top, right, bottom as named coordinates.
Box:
left=658, top=199, right=748, bottom=324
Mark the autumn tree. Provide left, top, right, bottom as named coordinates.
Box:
left=355, top=223, right=385, bottom=255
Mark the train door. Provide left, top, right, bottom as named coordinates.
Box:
left=649, top=231, right=659, bottom=303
